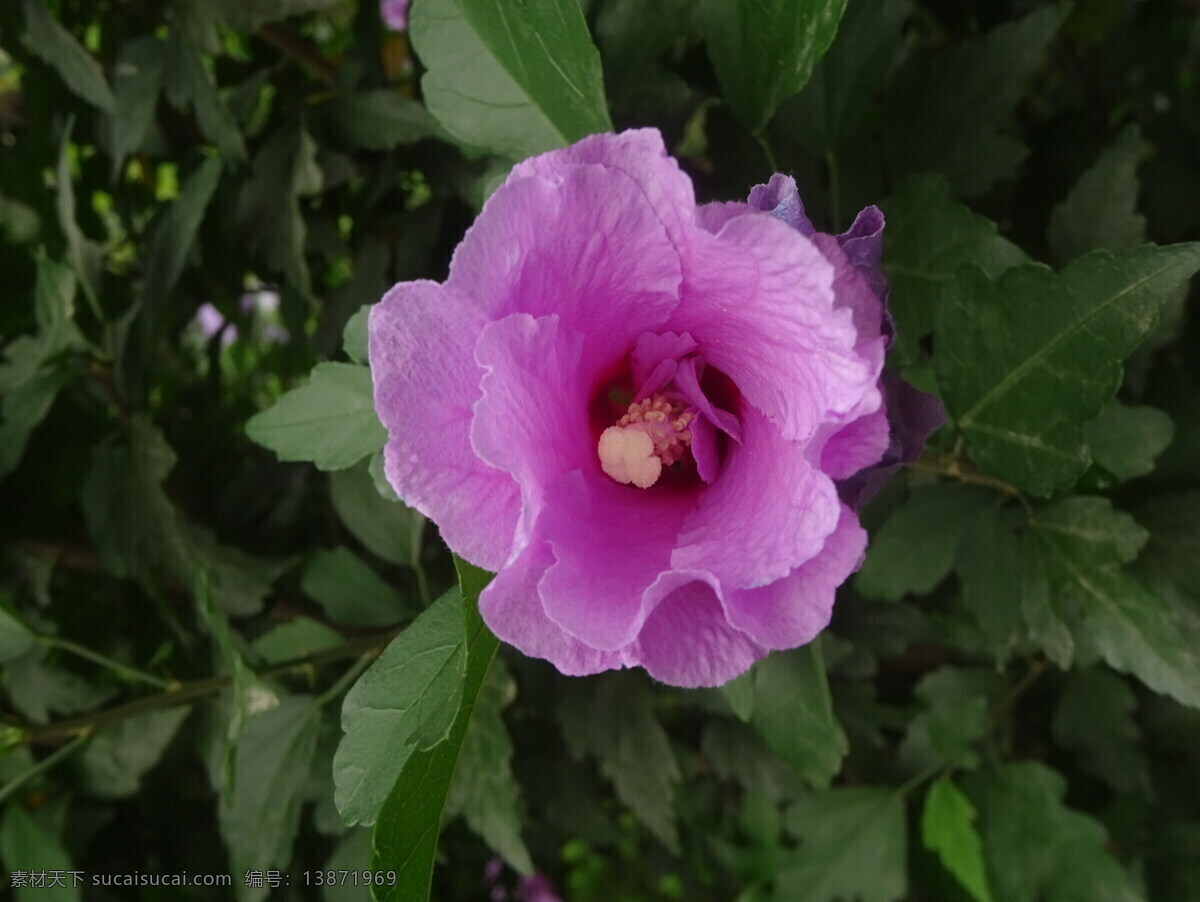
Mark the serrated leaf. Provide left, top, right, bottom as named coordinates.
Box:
left=5, top=648, right=114, bottom=724
left=1049, top=125, right=1146, bottom=264
left=237, top=122, right=322, bottom=296
left=701, top=0, right=849, bottom=134
left=327, top=91, right=439, bottom=151
left=141, top=156, right=223, bottom=342
left=954, top=507, right=1025, bottom=658
left=163, top=9, right=247, bottom=163
left=1083, top=400, right=1174, bottom=483
left=369, top=558, right=497, bottom=902
left=1133, top=492, right=1200, bottom=601
left=778, top=787, right=906, bottom=902
left=78, top=707, right=191, bottom=799
left=898, top=666, right=996, bottom=774
left=246, top=363, right=385, bottom=471
left=0, top=604, right=36, bottom=664
left=0, top=804, right=80, bottom=902
left=934, top=244, right=1200, bottom=495
left=884, top=5, right=1068, bottom=197
left=446, top=660, right=533, bottom=874
left=856, top=484, right=995, bottom=601
left=1033, top=497, right=1200, bottom=709
left=777, top=0, right=906, bottom=155
left=965, top=762, right=1144, bottom=902
left=559, top=673, right=682, bottom=851
left=881, top=175, right=1026, bottom=364
left=103, top=37, right=165, bottom=177
left=749, top=644, right=846, bottom=789
left=333, top=588, right=468, bottom=826
left=301, top=547, right=407, bottom=629
left=330, top=458, right=425, bottom=567
left=410, top=0, right=612, bottom=160
left=1051, top=667, right=1148, bottom=794
left=219, top=696, right=321, bottom=902
left=922, top=778, right=994, bottom=902
left=23, top=0, right=116, bottom=113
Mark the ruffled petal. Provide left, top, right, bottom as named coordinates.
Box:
left=472, top=313, right=595, bottom=548
left=696, top=200, right=751, bottom=233
left=722, top=505, right=867, bottom=649
left=627, top=571, right=766, bottom=687
left=370, top=281, right=519, bottom=570
left=537, top=470, right=696, bottom=650
left=748, top=173, right=816, bottom=237
left=447, top=165, right=682, bottom=367
left=837, top=205, right=889, bottom=307
left=508, top=128, right=696, bottom=251
left=820, top=407, right=890, bottom=479
left=631, top=331, right=697, bottom=398
left=672, top=403, right=841, bottom=589
left=478, top=540, right=623, bottom=676
left=668, top=213, right=875, bottom=443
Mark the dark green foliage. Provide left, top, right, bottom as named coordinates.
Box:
left=2, top=1, right=1199, bottom=901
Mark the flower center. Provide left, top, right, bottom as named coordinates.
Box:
left=597, top=394, right=694, bottom=489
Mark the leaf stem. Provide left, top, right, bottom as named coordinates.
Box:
left=754, top=131, right=780, bottom=174
left=0, top=733, right=91, bottom=806
left=41, top=636, right=172, bottom=690
left=11, top=629, right=401, bottom=746
left=910, top=452, right=1032, bottom=514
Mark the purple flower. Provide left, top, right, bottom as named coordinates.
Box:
left=195, top=303, right=237, bottom=346
left=369, top=130, right=925, bottom=687
left=380, top=0, right=409, bottom=31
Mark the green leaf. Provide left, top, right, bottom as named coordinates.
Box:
left=5, top=648, right=114, bottom=724
left=330, top=459, right=425, bottom=567
left=369, top=557, right=497, bottom=902
left=409, top=0, right=612, bottom=160
left=163, top=9, right=247, bottom=163
left=333, top=588, right=469, bottom=826
left=141, top=156, right=223, bottom=341
left=103, top=37, right=165, bottom=177
left=559, top=673, right=682, bottom=851
left=1051, top=667, right=1148, bottom=794
left=77, top=707, right=191, bottom=799
left=779, top=0, right=906, bottom=155
left=884, top=5, right=1069, bottom=197
left=23, top=0, right=116, bottom=113
left=701, top=0, right=849, bottom=134
left=327, top=91, right=440, bottom=151
left=856, top=484, right=995, bottom=601
left=342, top=304, right=370, bottom=366
left=749, top=644, right=846, bottom=789
left=898, top=666, right=996, bottom=774
left=720, top=670, right=754, bottom=722
left=246, top=363, right=385, bottom=471
left=953, top=507, right=1025, bottom=658
left=251, top=617, right=344, bottom=665
left=446, top=660, right=533, bottom=874
left=218, top=696, right=321, bottom=902
left=965, top=762, right=1144, bottom=902
left=301, top=547, right=407, bottom=629
left=237, top=122, right=322, bottom=296
left=185, top=522, right=294, bottom=617
left=0, top=603, right=36, bottom=664
left=1083, top=400, right=1174, bottom=483
left=1049, top=125, right=1146, bottom=265
left=922, top=778, right=994, bottom=902
left=0, top=803, right=80, bottom=902
left=1134, top=491, right=1200, bottom=601
left=881, top=175, right=1026, bottom=364
left=778, top=787, right=906, bottom=902
left=321, top=828, right=374, bottom=902
left=1032, top=497, right=1200, bottom=709
left=934, top=244, right=1200, bottom=495
left=210, top=0, right=344, bottom=31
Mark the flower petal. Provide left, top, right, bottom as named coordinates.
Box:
left=370, top=281, right=519, bottom=571
left=722, top=505, right=867, bottom=649
left=472, top=314, right=593, bottom=546
left=627, top=571, right=766, bottom=687
left=748, top=173, right=816, bottom=237
left=537, top=470, right=695, bottom=650
left=479, top=540, right=623, bottom=676
left=672, top=404, right=841, bottom=589
left=448, top=164, right=682, bottom=366
left=631, top=331, right=697, bottom=399
left=669, top=213, right=875, bottom=443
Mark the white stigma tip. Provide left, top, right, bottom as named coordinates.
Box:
left=598, top=426, right=662, bottom=489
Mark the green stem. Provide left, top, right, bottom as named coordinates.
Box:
left=0, top=734, right=91, bottom=806
left=14, top=629, right=401, bottom=746
left=317, top=652, right=375, bottom=707
left=42, top=636, right=172, bottom=690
